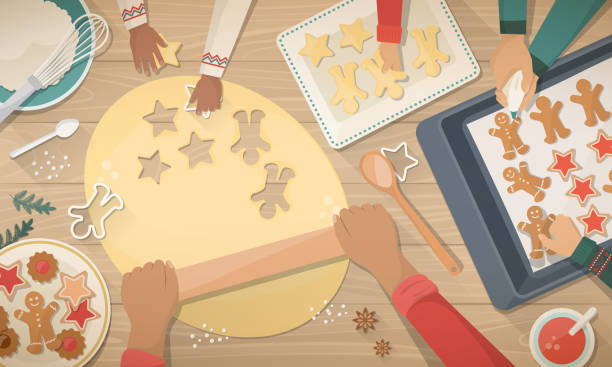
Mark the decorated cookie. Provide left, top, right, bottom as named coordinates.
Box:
left=587, top=129, right=611, bottom=163
left=604, top=170, right=612, bottom=194
left=0, top=327, right=19, bottom=358
left=298, top=33, right=334, bottom=67
left=577, top=205, right=610, bottom=237
left=62, top=299, right=100, bottom=331
left=569, top=79, right=611, bottom=127
left=54, top=271, right=95, bottom=309
left=547, top=149, right=581, bottom=181
left=0, top=306, right=7, bottom=330
left=27, top=251, right=59, bottom=283
left=55, top=329, right=85, bottom=360
left=488, top=112, right=529, bottom=160
left=0, top=261, right=28, bottom=301
left=14, top=291, right=61, bottom=354
left=518, top=206, right=556, bottom=259
left=529, top=96, right=570, bottom=144
left=566, top=175, right=599, bottom=207
left=504, top=161, right=550, bottom=202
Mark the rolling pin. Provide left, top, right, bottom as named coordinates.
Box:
left=176, top=227, right=346, bottom=300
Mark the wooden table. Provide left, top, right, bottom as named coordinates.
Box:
left=1, top=1, right=610, bottom=365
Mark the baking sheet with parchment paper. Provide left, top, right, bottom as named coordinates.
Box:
left=278, top=0, right=479, bottom=148
left=468, top=58, right=611, bottom=272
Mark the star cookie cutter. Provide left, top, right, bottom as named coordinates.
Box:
left=380, top=142, right=419, bottom=182
left=68, top=183, right=124, bottom=240
left=184, top=85, right=223, bottom=119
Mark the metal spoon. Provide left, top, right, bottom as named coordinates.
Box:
left=360, top=151, right=461, bottom=275
left=10, top=118, right=79, bottom=159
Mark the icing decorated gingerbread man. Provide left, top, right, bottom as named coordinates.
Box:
left=488, top=112, right=529, bottom=160
left=529, top=96, right=571, bottom=144
left=605, top=170, right=612, bottom=194
left=518, top=206, right=556, bottom=259
left=503, top=161, right=551, bottom=202
left=14, top=291, right=61, bottom=354
left=570, top=78, right=611, bottom=126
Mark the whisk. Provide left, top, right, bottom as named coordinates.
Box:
left=0, top=13, right=109, bottom=123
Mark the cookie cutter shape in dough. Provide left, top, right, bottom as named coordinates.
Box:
left=68, top=183, right=124, bottom=240
left=380, top=142, right=419, bottom=182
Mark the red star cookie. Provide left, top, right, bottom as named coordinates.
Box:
left=566, top=175, right=599, bottom=207
left=54, top=271, right=95, bottom=308
left=62, top=299, right=100, bottom=331
left=587, top=129, right=611, bottom=163
left=547, top=149, right=581, bottom=181
left=577, top=205, right=610, bottom=236
left=0, top=261, right=29, bottom=301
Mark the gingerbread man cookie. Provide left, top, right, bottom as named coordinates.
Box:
left=569, top=79, right=611, bottom=126
left=14, top=291, right=61, bottom=354
left=504, top=161, right=551, bottom=202
left=328, top=62, right=367, bottom=114
left=529, top=96, right=570, bottom=144
left=604, top=170, right=612, bottom=194
left=518, top=206, right=556, bottom=259
left=488, top=112, right=529, bottom=160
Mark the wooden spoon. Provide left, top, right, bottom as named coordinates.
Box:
left=360, top=151, right=460, bottom=275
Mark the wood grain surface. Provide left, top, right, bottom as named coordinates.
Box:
left=2, top=0, right=610, bottom=366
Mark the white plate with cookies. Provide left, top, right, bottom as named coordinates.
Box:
left=277, top=0, right=479, bottom=148
left=0, top=239, right=110, bottom=367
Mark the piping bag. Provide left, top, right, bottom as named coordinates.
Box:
left=175, top=227, right=346, bottom=300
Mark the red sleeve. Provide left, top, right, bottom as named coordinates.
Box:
left=392, top=275, right=514, bottom=367
left=376, top=0, right=403, bottom=43
left=121, top=349, right=165, bottom=367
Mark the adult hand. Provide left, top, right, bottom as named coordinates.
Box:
left=129, top=24, right=167, bottom=75
left=378, top=42, right=403, bottom=72
left=190, top=75, right=223, bottom=116
left=333, top=204, right=417, bottom=294
left=491, top=34, right=538, bottom=110
left=122, top=260, right=178, bottom=357
left=539, top=214, right=582, bottom=257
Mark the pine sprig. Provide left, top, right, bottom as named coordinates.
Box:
left=11, top=190, right=56, bottom=215
left=0, top=219, right=34, bottom=249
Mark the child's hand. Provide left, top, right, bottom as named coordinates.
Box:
left=539, top=214, right=582, bottom=257
left=333, top=204, right=416, bottom=294
left=378, top=42, right=403, bottom=72
left=491, top=34, right=538, bottom=110
left=129, top=24, right=167, bottom=75
left=190, top=75, right=222, bottom=116
left=122, top=260, right=178, bottom=357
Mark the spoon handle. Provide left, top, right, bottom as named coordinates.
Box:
left=10, top=131, right=56, bottom=159
left=391, top=189, right=461, bottom=276
left=569, top=307, right=597, bottom=336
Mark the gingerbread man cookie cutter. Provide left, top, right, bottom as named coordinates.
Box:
left=68, top=183, right=124, bottom=240
left=381, top=142, right=419, bottom=182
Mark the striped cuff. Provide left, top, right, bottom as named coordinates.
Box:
left=571, top=237, right=598, bottom=266
left=377, top=25, right=402, bottom=43
left=121, top=3, right=147, bottom=30
left=499, top=20, right=526, bottom=35
left=199, top=52, right=228, bottom=78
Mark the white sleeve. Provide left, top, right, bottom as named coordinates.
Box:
left=200, top=0, right=253, bottom=78
left=116, top=0, right=148, bottom=30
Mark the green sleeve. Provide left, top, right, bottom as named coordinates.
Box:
left=571, top=237, right=612, bottom=289
left=498, top=0, right=527, bottom=34
left=529, top=0, right=606, bottom=76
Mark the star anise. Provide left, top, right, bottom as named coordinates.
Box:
left=352, top=307, right=378, bottom=333
left=374, top=338, right=391, bottom=357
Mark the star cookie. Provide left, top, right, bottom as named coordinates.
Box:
left=547, top=149, right=581, bottom=181
left=62, top=299, right=100, bottom=331
left=587, top=129, right=611, bottom=162
left=0, top=261, right=28, bottom=301
left=54, top=271, right=95, bottom=309
left=155, top=33, right=181, bottom=68
left=27, top=251, right=59, bottom=283
left=339, top=18, right=373, bottom=53
left=142, top=100, right=179, bottom=137
left=566, top=175, right=599, bottom=207
left=298, top=33, right=334, bottom=67
left=577, top=205, right=610, bottom=236
left=179, top=132, right=214, bottom=168
left=138, top=150, right=170, bottom=184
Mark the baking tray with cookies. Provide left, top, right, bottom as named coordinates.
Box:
left=417, top=35, right=612, bottom=310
